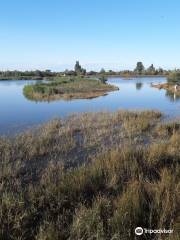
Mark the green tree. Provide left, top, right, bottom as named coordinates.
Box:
left=81, top=68, right=86, bottom=75
left=100, top=68, right=106, bottom=74
left=35, top=70, right=43, bottom=77
left=74, top=61, right=86, bottom=75
left=134, top=62, right=145, bottom=75
left=74, top=61, right=81, bottom=73
left=158, top=68, right=164, bottom=74
left=147, top=64, right=156, bottom=74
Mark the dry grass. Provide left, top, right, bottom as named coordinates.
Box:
left=0, top=110, right=179, bottom=239
left=151, top=83, right=180, bottom=97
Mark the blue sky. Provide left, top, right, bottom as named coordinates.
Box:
left=0, top=0, right=180, bottom=71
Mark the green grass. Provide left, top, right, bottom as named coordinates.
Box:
left=23, top=77, right=118, bottom=101
left=0, top=110, right=180, bottom=239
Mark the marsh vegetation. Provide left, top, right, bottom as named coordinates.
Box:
left=0, top=110, right=179, bottom=239
left=168, top=72, right=180, bottom=84
left=23, top=77, right=118, bottom=101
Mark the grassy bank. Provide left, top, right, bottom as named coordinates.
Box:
left=23, top=77, right=118, bottom=101
left=151, top=83, right=180, bottom=97
left=0, top=110, right=179, bottom=239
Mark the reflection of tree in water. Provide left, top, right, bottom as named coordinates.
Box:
left=135, top=82, right=143, bottom=90
left=165, top=90, right=180, bottom=102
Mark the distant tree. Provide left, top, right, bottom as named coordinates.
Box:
left=74, top=61, right=81, bottom=74
left=147, top=64, right=156, bottom=74
left=64, top=69, right=76, bottom=76
left=157, top=68, right=164, bottom=74
left=81, top=68, right=86, bottom=75
left=134, top=62, right=145, bottom=74
left=35, top=70, right=43, bottom=77
left=44, top=69, right=52, bottom=77
left=108, top=70, right=116, bottom=75
left=74, top=61, right=86, bottom=75
left=100, top=68, right=106, bottom=74
left=87, top=71, right=97, bottom=76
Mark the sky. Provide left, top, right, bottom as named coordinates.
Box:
left=0, top=0, right=180, bottom=71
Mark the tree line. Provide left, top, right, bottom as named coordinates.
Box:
left=0, top=61, right=179, bottom=79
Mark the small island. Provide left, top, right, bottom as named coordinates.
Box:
left=23, top=77, right=119, bottom=101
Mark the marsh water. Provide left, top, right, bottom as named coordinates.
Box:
left=0, top=77, right=180, bottom=135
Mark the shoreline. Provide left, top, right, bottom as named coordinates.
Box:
left=0, top=74, right=167, bottom=81
left=151, top=82, right=180, bottom=95
left=104, top=74, right=167, bottom=78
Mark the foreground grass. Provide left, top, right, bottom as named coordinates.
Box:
left=0, top=110, right=180, bottom=239
left=23, top=77, right=118, bottom=101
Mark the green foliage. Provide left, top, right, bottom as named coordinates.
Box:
left=74, top=61, right=86, bottom=75
left=134, top=62, right=145, bottom=74
left=23, top=77, right=117, bottom=101
left=0, top=61, right=169, bottom=80
left=100, top=68, right=106, bottom=74
left=0, top=70, right=54, bottom=80
left=168, top=72, right=180, bottom=84
left=147, top=64, right=156, bottom=75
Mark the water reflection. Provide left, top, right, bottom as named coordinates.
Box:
left=135, top=82, right=143, bottom=90
left=165, top=90, right=180, bottom=102
left=0, top=77, right=180, bottom=135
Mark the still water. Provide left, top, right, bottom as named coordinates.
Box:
left=0, top=77, right=180, bottom=135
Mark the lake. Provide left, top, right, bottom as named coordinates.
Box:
left=0, top=77, right=180, bottom=135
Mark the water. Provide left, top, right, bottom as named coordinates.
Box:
left=0, top=77, right=180, bottom=135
